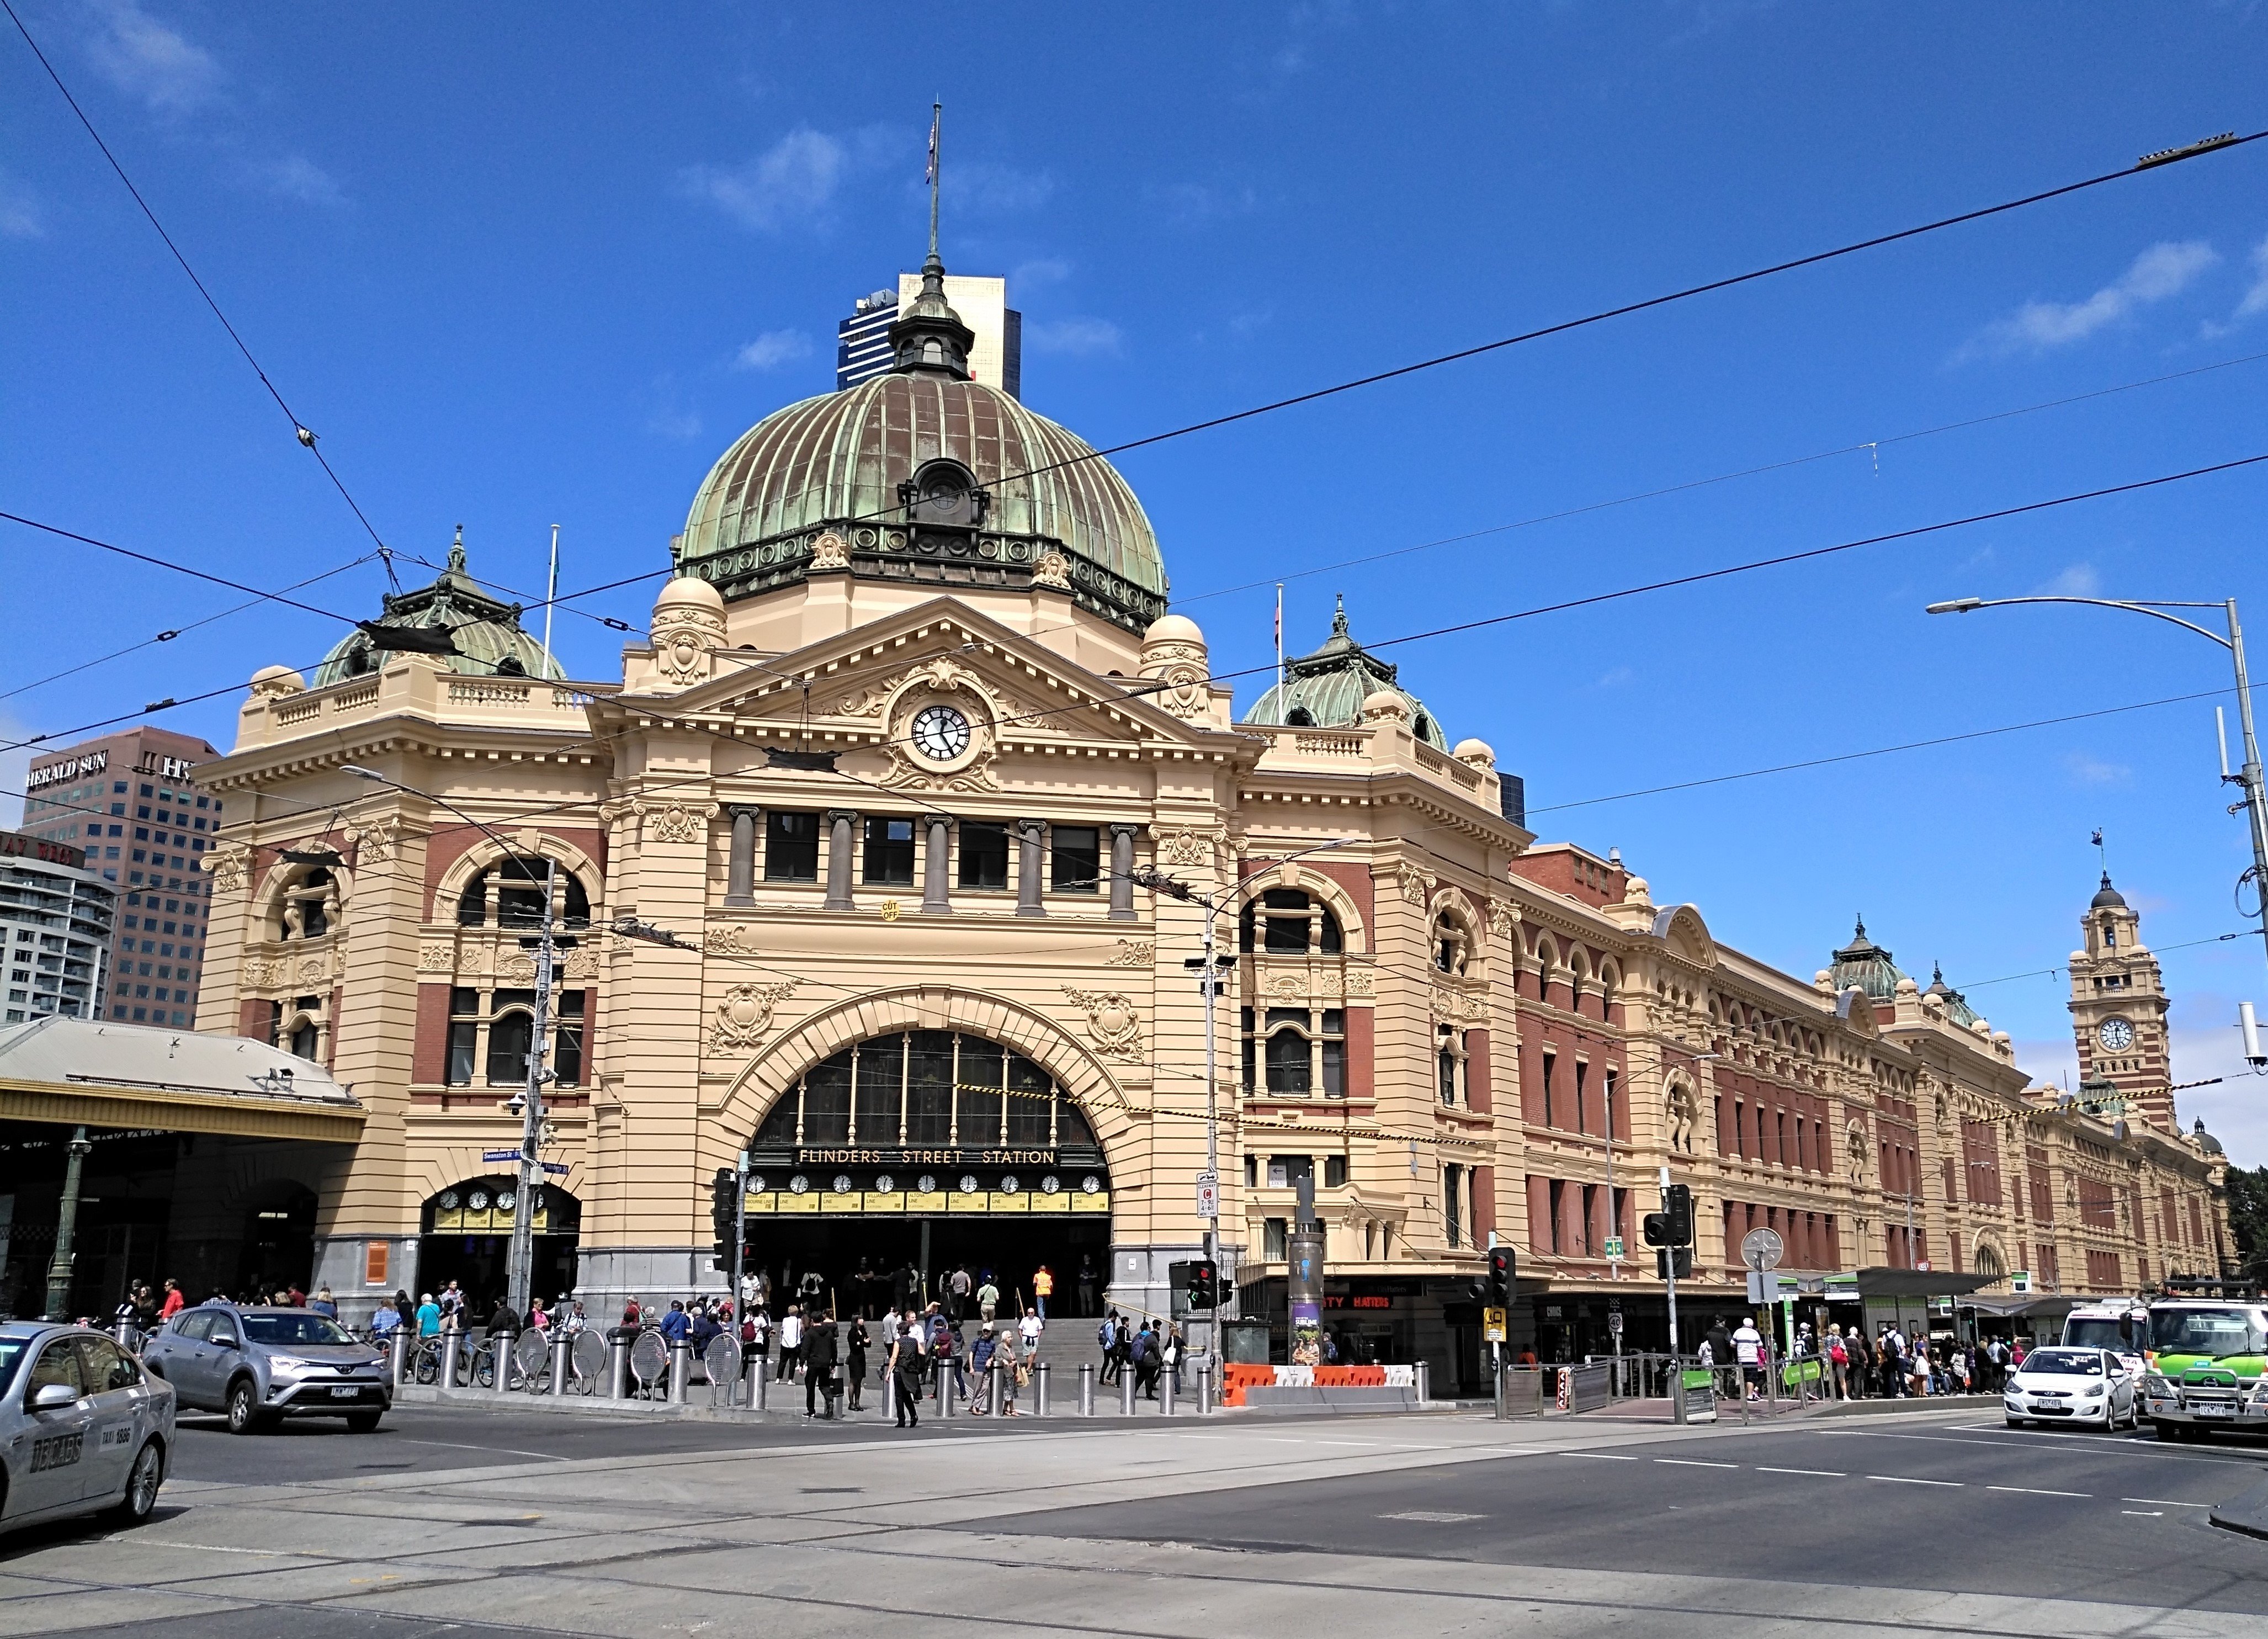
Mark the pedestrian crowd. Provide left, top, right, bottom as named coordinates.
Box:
left=1693, top=1312, right=2017, bottom=1403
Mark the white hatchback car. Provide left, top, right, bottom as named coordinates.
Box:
left=2005, top=1345, right=2138, bottom=1430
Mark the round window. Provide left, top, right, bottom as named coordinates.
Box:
left=747, top=1174, right=765, bottom=1194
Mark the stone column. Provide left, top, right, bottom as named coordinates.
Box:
left=921, top=814, right=954, bottom=915
left=1016, top=819, right=1048, bottom=919
left=824, top=810, right=859, bottom=911
left=1107, top=823, right=1141, bottom=921
left=724, top=806, right=760, bottom=907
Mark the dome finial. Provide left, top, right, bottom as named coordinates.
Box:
left=889, top=102, right=976, bottom=381
left=449, top=524, right=466, bottom=574
left=1331, top=593, right=1349, bottom=639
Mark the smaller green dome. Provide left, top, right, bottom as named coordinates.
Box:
left=1243, top=597, right=1448, bottom=749
left=314, top=532, right=564, bottom=687
left=1828, top=916, right=1908, bottom=1001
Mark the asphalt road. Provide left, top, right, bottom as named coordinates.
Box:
left=164, top=1397, right=1061, bottom=1485
left=996, top=1413, right=2268, bottom=1614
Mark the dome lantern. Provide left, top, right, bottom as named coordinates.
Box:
left=312, top=528, right=563, bottom=687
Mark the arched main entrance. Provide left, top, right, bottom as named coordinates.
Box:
left=417, top=1177, right=582, bottom=1310
left=741, top=1030, right=1111, bottom=1319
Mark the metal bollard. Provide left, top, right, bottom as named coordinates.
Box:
left=493, top=1333, right=517, bottom=1396
left=440, top=1331, right=464, bottom=1391
left=884, top=1367, right=896, bottom=1422
left=1078, top=1361, right=1095, bottom=1416
left=1494, top=1356, right=1508, bottom=1420
left=391, top=1332, right=412, bottom=1389
left=982, top=1359, right=1000, bottom=1416
left=1197, top=1360, right=1215, bottom=1415
left=745, top=1351, right=766, bottom=1410
left=1162, top=1368, right=1178, bottom=1416
left=938, top=1360, right=957, bottom=1419
left=1034, top=1361, right=1051, bottom=1417
left=605, top=1335, right=629, bottom=1399
left=1120, top=1365, right=1136, bottom=1417
left=551, top=1332, right=573, bottom=1398
left=1415, top=1360, right=1431, bottom=1405
left=667, top=1338, right=692, bottom=1403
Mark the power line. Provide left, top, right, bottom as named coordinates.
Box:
left=1177, top=347, right=2268, bottom=606
left=0, top=511, right=358, bottom=625
left=2, top=0, right=401, bottom=587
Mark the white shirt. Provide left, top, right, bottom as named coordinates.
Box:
left=1731, top=1324, right=1763, bottom=1365
left=1018, top=1314, right=1042, bottom=1348
left=779, top=1314, right=803, bottom=1349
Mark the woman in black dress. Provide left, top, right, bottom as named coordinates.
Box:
left=845, top=1315, right=870, bottom=1411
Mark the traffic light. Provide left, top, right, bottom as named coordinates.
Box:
left=1169, top=1258, right=1221, bottom=1309
left=1486, top=1245, right=1516, bottom=1304
left=1656, top=1247, right=1693, bottom=1280
left=1643, top=1212, right=1671, bottom=1248
left=1664, top=1183, right=1694, bottom=1247
left=710, top=1168, right=739, bottom=1272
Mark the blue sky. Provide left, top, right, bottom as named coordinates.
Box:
left=6, top=3, right=2268, bottom=1160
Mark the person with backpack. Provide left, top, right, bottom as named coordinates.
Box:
left=1132, top=1317, right=1160, bottom=1400
left=805, top=1311, right=841, bottom=1419
left=969, top=1323, right=1000, bottom=1414
left=889, top=1316, right=924, bottom=1429
left=1098, top=1312, right=1123, bottom=1384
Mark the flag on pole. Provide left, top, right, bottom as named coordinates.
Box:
left=2091, top=829, right=2103, bottom=846
left=927, top=104, right=940, bottom=186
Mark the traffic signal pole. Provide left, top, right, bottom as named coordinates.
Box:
left=1661, top=1166, right=1683, bottom=1425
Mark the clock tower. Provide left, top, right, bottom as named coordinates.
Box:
left=2067, top=873, right=2176, bottom=1133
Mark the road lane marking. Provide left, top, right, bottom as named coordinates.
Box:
left=1756, top=1466, right=1845, bottom=1477
left=1987, top=1484, right=2090, bottom=1498
left=1867, top=1474, right=1961, bottom=1486
left=2123, top=1509, right=2165, bottom=1516
left=2123, top=1497, right=2213, bottom=1507
left=1655, top=1458, right=1737, bottom=1468
left=1379, top=1510, right=1484, bottom=1523
left=1558, top=1452, right=1638, bottom=1460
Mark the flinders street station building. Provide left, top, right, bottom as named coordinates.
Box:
left=136, top=251, right=2233, bottom=1379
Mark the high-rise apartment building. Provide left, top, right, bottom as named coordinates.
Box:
left=19, top=726, right=221, bottom=1026
left=836, top=273, right=1021, bottom=396
left=0, top=831, right=114, bottom=1023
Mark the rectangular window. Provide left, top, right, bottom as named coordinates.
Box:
left=862, top=816, right=916, bottom=885
left=1324, top=1155, right=1347, bottom=1188
left=554, top=991, right=585, bottom=1088
left=1050, top=825, right=1101, bottom=893
left=958, top=821, right=1010, bottom=890
left=1240, top=1007, right=1256, bottom=1091
left=1265, top=1217, right=1288, bottom=1261
left=763, top=810, right=820, bottom=882
left=1541, top=1049, right=1555, bottom=1127
left=1445, top=1163, right=1463, bottom=1249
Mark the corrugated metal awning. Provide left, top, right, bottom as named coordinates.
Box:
left=0, top=1017, right=365, bottom=1143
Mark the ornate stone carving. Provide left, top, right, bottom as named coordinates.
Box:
left=417, top=942, right=454, bottom=973
left=1143, top=639, right=1211, bottom=722
left=1033, top=548, right=1072, bottom=589
left=837, top=683, right=891, bottom=719
left=710, top=982, right=799, bottom=1052
left=1265, top=973, right=1306, bottom=1002
left=1105, top=938, right=1154, bottom=968
left=296, top=954, right=330, bottom=987
left=705, top=924, right=754, bottom=956
left=497, top=950, right=539, bottom=984
left=240, top=956, right=277, bottom=989
left=809, top=530, right=850, bottom=570
left=1061, top=985, right=1144, bottom=1061
left=1396, top=862, right=1433, bottom=906
left=1666, top=1078, right=1698, bottom=1156
left=1486, top=898, right=1518, bottom=939
left=1845, top=1118, right=1869, bottom=1184
left=1158, top=828, right=1214, bottom=867
left=349, top=818, right=400, bottom=865
left=653, top=605, right=727, bottom=686
left=1343, top=967, right=1375, bottom=999
left=205, top=844, right=249, bottom=895
left=562, top=946, right=599, bottom=979
left=642, top=803, right=712, bottom=845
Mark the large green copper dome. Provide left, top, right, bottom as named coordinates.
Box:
left=673, top=258, right=1166, bottom=634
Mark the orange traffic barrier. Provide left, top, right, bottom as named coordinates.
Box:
left=1220, top=1364, right=1274, bottom=1407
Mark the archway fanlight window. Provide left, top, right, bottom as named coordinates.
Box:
left=456, top=857, right=591, bottom=930
left=1238, top=888, right=1343, bottom=955
left=753, top=1032, right=1100, bottom=1150
left=423, top=1176, right=581, bottom=1234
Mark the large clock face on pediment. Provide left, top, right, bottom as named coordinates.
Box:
left=911, top=703, right=971, bottom=762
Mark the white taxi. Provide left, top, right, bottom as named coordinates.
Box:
left=2005, top=1345, right=2138, bottom=1430
left=0, top=1323, right=176, bottom=1532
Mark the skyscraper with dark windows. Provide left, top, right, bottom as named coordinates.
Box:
left=836, top=274, right=1020, bottom=396
left=18, top=725, right=221, bottom=1026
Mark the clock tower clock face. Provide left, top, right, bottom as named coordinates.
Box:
left=910, top=703, right=971, bottom=762
left=2096, top=1017, right=2134, bottom=1052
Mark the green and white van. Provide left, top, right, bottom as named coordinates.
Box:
left=2142, top=1299, right=2268, bottom=1441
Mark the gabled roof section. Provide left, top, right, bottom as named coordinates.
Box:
left=0, top=1018, right=365, bottom=1143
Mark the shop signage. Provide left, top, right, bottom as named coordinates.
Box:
left=0, top=832, right=84, bottom=869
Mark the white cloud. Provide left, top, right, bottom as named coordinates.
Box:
left=1148, top=180, right=1259, bottom=227
left=0, top=169, right=43, bottom=240
left=1594, top=665, right=1636, bottom=689
left=2235, top=234, right=2268, bottom=321
left=1962, top=241, right=2217, bottom=358
left=260, top=155, right=343, bottom=208
left=2035, top=562, right=2101, bottom=597
left=734, top=330, right=813, bottom=372
left=85, top=0, right=224, bottom=115
left=1026, top=317, right=1123, bottom=358
left=681, top=128, right=853, bottom=233
left=2062, top=752, right=2131, bottom=788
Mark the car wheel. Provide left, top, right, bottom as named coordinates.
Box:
left=2154, top=1418, right=2181, bottom=1441
left=225, top=1379, right=267, bottom=1435
left=109, top=1440, right=164, bottom=1525
left=344, top=1410, right=382, bottom=1433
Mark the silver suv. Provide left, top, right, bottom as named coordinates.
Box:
left=141, top=1305, right=390, bottom=1434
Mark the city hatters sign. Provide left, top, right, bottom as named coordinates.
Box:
left=793, top=1147, right=1058, bottom=1168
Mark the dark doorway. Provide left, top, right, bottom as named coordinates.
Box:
left=742, top=1216, right=1110, bottom=1320
left=235, top=1185, right=316, bottom=1301
left=417, top=1177, right=581, bottom=1311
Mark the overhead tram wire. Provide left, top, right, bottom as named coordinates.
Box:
left=0, top=512, right=362, bottom=626
left=2, top=0, right=403, bottom=587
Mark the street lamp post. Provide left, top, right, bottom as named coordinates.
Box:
left=1926, top=595, right=2268, bottom=979
left=1132, top=836, right=1356, bottom=1360
left=345, top=766, right=561, bottom=1322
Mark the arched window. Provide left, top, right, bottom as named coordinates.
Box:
left=1240, top=888, right=1343, bottom=954
left=485, top=1008, right=534, bottom=1086
left=1285, top=705, right=1315, bottom=727
left=288, top=1018, right=320, bottom=1060
left=457, top=858, right=591, bottom=930
left=277, top=868, right=332, bottom=940
left=751, top=1032, right=1103, bottom=1152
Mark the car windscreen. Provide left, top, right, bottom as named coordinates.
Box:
left=2063, top=1318, right=2136, bottom=1351
left=2149, top=1308, right=2268, bottom=1359
left=0, top=1338, right=30, bottom=1400
left=2019, top=1350, right=2103, bottom=1376
left=241, top=1314, right=355, bottom=1346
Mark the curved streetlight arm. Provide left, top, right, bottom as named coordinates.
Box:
left=1924, top=595, right=2230, bottom=649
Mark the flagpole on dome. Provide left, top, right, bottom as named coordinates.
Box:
left=1274, top=583, right=1284, bottom=714
left=926, top=99, right=942, bottom=264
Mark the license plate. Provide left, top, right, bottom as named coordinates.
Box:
left=2191, top=1403, right=2233, bottom=1417
left=328, top=1386, right=360, bottom=1399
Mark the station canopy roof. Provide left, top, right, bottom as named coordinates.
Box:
left=0, top=1017, right=365, bottom=1143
